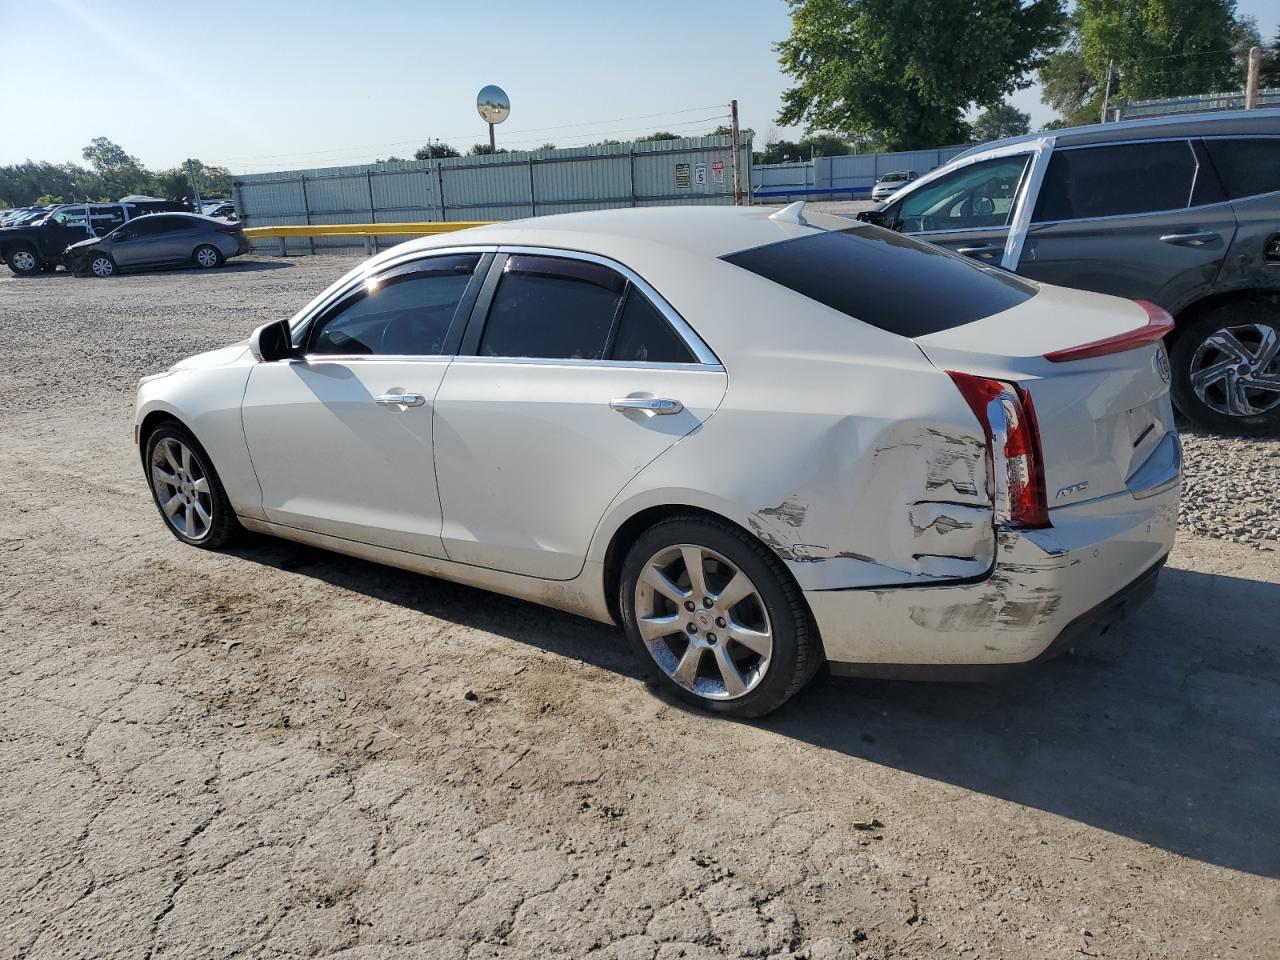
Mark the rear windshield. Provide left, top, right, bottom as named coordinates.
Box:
left=721, top=225, right=1036, bottom=338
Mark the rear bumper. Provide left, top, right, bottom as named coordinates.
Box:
left=807, top=479, right=1178, bottom=672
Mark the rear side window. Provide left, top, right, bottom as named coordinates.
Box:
left=721, top=226, right=1035, bottom=338
left=130, top=216, right=186, bottom=237
left=1203, top=138, right=1280, bottom=200
left=1032, top=141, right=1197, bottom=222
left=611, top=289, right=696, bottom=363
left=479, top=256, right=625, bottom=360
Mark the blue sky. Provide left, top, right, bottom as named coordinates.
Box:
left=1, top=0, right=1276, bottom=171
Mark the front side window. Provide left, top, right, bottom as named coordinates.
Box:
left=896, top=155, right=1029, bottom=232
left=1032, top=140, right=1197, bottom=222
left=309, top=254, right=479, bottom=356
left=1203, top=138, right=1280, bottom=200
left=49, top=205, right=88, bottom=228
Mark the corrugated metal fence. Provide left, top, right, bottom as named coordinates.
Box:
left=1117, top=89, right=1280, bottom=119
left=233, top=136, right=750, bottom=254
left=751, top=145, right=969, bottom=200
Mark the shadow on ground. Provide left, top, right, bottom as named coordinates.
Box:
left=230, top=536, right=1280, bottom=878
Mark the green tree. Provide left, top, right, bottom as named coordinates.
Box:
left=80, top=136, right=147, bottom=199
left=971, top=102, right=1032, bottom=141
left=467, top=143, right=510, bottom=155
left=636, top=131, right=681, bottom=142
left=776, top=0, right=1065, bottom=150
left=1260, top=27, right=1280, bottom=87
left=414, top=142, right=461, bottom=160
left=1040, top=0, right=1253, bottom=126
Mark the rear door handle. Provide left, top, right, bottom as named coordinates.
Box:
left=609, top=397, right=683, bottom=416
left=1160, top=231, right=1219, bottom=247
left=956, top=244, right=1004, bottom=260
left=375, top=393, right=425, bottom=407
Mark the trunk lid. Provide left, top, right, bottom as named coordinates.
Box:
left=913, top=284, right=1175, bottom=508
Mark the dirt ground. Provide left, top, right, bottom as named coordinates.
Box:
left=2, top=258, right=1278, bottom=960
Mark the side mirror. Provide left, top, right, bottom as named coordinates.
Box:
left=855, top=210, right=890, bottom=227
left=249, top=319, right=296, bottom=362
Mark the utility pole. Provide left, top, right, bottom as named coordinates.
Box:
left=1246, top=46, right=1261, bottom=109
left=1099, top=59, right=1114, bottom=123
left=729, top=99, right=742, bottom=205
left=185, top=159, right=203, bottom=212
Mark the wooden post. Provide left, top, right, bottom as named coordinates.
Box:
left=1246, top=46, right=1261, bottom=109
left=729, top=99, right=742, bottom=205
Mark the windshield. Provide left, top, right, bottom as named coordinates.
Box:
left=880, top=172, right=909, bottom=183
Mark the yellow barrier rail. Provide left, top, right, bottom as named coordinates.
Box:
left=242, top=221, right=493, bottom=239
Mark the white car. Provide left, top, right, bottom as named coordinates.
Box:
left=871, top=170, right=918, bottom=201
left=134, top=204, right=1180, bottom=716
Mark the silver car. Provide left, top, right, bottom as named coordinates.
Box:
left=65, top=213, right=249, bottom=278
left=871, top=170, right=918, bottom=201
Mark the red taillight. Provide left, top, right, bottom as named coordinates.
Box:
left=947, top=370, right=1050, bottom=529
left=1043, top=300, right=1174, bottom=362
left=216, top=226, right=242, bottom=235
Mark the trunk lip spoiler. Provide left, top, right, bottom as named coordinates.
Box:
left=1043, top=300, right=1174, bottom=362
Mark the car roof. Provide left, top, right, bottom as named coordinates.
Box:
left=953, top=107, right=1280, bottom=160
left=389, top=205, right=851, bottom=263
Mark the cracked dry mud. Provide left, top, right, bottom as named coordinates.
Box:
left=2, top=259, right=1278, bottom=959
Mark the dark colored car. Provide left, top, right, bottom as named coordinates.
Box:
left=0, top=199, right=191, bottom=276
left=64, top=213, right=249, bottom=277
left=860, top=109, right=1280, bottom=435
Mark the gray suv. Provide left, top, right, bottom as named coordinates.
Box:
left=862, top=109, right=1280, bottom=435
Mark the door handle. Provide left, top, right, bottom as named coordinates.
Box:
left=609, top=397, right=684, bottom=417
left=1160, top=231, right=1219, bottom=247
left=374, top=393, right=425, bottom=407
left=956, top=244, right=1003, bottom=260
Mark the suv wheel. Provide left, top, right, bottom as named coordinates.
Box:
left=1170, top=302, right=1280, bottom=435
left=7, top=247, right=41, bottom=276
left=619, top=515, right=822, bottom=718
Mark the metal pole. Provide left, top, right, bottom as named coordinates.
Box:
left=299, top=176, right=313, bottom=256
left=185, top=159, right=203, bottom=212
left=1246, top=46, right=1261, bottom=109
left=489, top=122, right=496, bottom=153
left=528, top=156, right=536, bottom=218
left=1100, top=59, right=1114, bottom=123
left=367, top=170, right=377, bottom=254
left=729, top=99, right=742, bottom=205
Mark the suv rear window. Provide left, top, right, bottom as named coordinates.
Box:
left=1203, top=138, right=1280, bottom=200
left=721, top=226, right=1035, bottom=338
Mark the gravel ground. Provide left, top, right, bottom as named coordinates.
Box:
left=1, top=258, right=1278, bottom=959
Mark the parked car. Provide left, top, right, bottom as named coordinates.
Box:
left=860, top=109, right=1280, bottom=435
left=65, top=213, right=248, bottom=277
left=870, top=169, right=918, bottom=201
left=202, top=201, right=237, bottom=220
left=0, top=198, right=190, bottom=275
left=134, top=206, right=1179, bottom=717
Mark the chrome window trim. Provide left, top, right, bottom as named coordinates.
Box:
left=293, top=354, right=454, bottom=364
left=447, top=356, right=725, bottom=373
left=1048, top=135, right=1194, bottom=152
left=289, top=245, right=498, bottom=346
left=491, top=244, right=721, bottom=366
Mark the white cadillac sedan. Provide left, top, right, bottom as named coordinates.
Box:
left=134, top=205, right=1181, bottom=717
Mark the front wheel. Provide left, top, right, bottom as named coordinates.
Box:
left=193, top=244, right=224, bottom=269
left=144, top=422, right=240, bottom=549
left=6, top=247, right=41, bottom=276
left=87, top=253, right=117, bottom=278
left=1170, top=302, right=1280, bottom=435
left=619, top=515, right=821, bottom=718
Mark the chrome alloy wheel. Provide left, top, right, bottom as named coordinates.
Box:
left=90, top=256, right=114, bottom=277
left=1190, top=322, right=1280, bottom=416
left=150, top=437, right=214, bottom=540
left=633, top=543, right=773, bottom=700
left=12, top=250, right=37, bottom=272
left=195, top=246, right=219, bottom=267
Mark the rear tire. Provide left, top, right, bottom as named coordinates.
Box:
left=619, top=514, right=822, bottom=718
left=193, top=244, right=224, bottom=269
left=144, top=422, right=240, bottom=549
left=1170, top=302, right=1280, bottom=436
left=6, top=247, right=41, bottom=276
